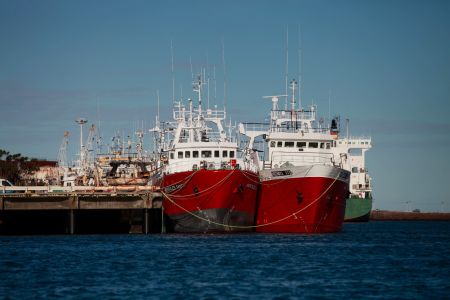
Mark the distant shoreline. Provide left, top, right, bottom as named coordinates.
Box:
left=370, top=210, right=450, bottom=221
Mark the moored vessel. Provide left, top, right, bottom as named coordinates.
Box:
left=155, top=76, right=260, bottom=233
left=334, top=134, right=373, bottom=222
left=240, top=80, right=350, bottom=233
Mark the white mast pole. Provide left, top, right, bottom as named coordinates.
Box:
left=76, top=118, right=87, bottom=170
left=290, top=79, right=296, bottom=110
left=190, top=56, right=194, bottom=82
left=171, top=40, right=175, bottom=105
left=213, top=64, right=217, bottom=105
left=328, top=90, right=331, bottom=124
left=222, top=38, right=227, bottom=111
left=285, top=25, right=289, bottom=110
left=206, top=52, right=210, bottom=109
left=198, top=76, right=202, bottom=116
left=156, top=90, right=160, bottom=124
left=298, top=24, right=302, bottom=110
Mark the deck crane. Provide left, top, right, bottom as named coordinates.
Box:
left=85, top=124, right=96, bottom=167
left=58, top=131, right=70, bottom=168
left=84, top=124, right=101, bottom=186
left=57, top=131, right=70, bottom=185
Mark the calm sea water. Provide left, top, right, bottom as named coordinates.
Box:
left=1, top=221, right=449, bottom=299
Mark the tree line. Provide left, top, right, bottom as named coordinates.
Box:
left=0, top=149, right=39, bottom=184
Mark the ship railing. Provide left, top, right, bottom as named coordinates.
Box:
left=203, top=131, right=226, bottom=141
left=269, top=151, right=335, bottom=167
left=239, top=122, right=270, bottom=133
left=165, top=159, right=243, bottom=173
left=269, top=124, right=330, bottom=134
left=177, top=132, right=233, bottom=143
left=203, top=110, right=226, bottom=120
left=272, top=110, right=316, bottom=120
left=338, top=136, right=372, bottom=145
left=172, top=108, right=227, bottom=121
left=270, top=124, right=330, bottom=134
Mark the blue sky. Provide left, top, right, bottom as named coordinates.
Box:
left=1, top=0, right=449, bottom=211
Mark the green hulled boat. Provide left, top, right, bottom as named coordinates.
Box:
left=333, top=131, right=373, bottom=222
left=345, top=194, right=372, bottom=222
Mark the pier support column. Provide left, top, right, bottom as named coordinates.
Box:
left=143, top=209, right=149, bottom=234
left=161, top=206, right=165, bottom=234
left=69, top=209, right=75, bottom=234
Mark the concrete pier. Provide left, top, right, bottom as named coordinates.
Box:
left=0, top=190, right=164, bottom=235
left=370, top=210, right=450, bottom=221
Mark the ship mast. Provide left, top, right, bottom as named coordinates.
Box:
left=75, top=118, right=88, bottom=172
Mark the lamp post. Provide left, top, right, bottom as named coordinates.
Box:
left=75, top=118, right=88, bottom=170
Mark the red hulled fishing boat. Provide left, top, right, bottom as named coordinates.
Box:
left=154, top=76, right=260, bottom=233
left=239, top=80, right=350, bottom=233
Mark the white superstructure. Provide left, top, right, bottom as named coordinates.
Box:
left=239, top=80, right=346, bottom=170
left=152, top=75, right=258, bottom=175
left=334, top=136, right=372, bottom=198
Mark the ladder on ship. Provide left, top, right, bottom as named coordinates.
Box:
left=263, top=161, right=272, bottom=170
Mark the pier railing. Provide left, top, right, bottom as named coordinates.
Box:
left=0, top=185, right=159, bottom=195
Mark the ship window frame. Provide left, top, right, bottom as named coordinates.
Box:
left=326, top=143, right=331, bottom=149
left=178, top=151, right=183, bottom=159
left=296, top=142, right=306, bottom=148
left=170, top=152, right=174, bottom=159
left=270, top=141, right=276, bottom=148
left=277, top=141, right=283, bottom=147
left=222, top=150, right=228, bottom=158
left=230, top=151, right=235, bottom=158
left=285, top=141, right=295, bottom=148
left=214, top=150, right=220, bottom=158
left=193, top=151, right=199, bottom=158
left=309, top=142, right=319, bottom=148
left=320, top=142, right=325, bottom=149
left=185, top=151, right=191, bottom=158
left=201, top=150, right=212, bottom=158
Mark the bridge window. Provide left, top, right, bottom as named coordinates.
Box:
left=178, top=152, right=183, bottom=159
left=277, top=141, right=283, bottom=147
left=201, top=151, right=212, bottom=158
left=320, top=143, right=325, bottom=149
left=270, top=141, right=276, bottom=147
left=170, top=153, right=174, bottom=159
left=285, top=141, right=295, bottom=147
left=193, top=151, right=199, bottom=158
left=352, top=167, right=358, bottom=173
left=222, top=150, right=228, bottom=158
left=185, top=151, right=191, bottom=158
left=230, top=151, right=235, bottom=158
left=214, top=150, right=220, bottom=158
left=309, top=142, right=318, bottom=148
left=326, top=143, right=331, bottom=149
left=297, top=142, right=306, bottom=148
